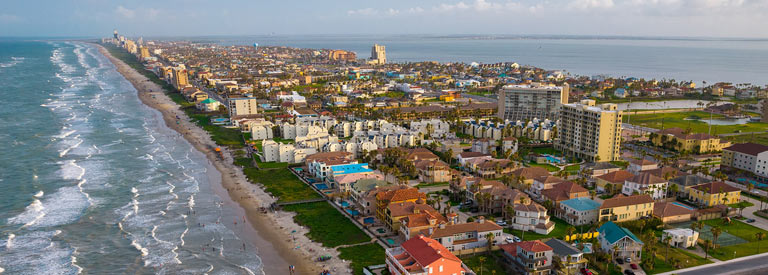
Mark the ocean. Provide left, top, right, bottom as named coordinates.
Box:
left=0, top=41, right=264, bottom=274
left=200, top=34, right=768, bottom=86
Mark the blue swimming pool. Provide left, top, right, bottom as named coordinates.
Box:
left=738, top=178, right=767, bottom=188
left=340, top=201, right=350, bottom=207
left=345, top=209, right=360, bottom=216
left=671, top=202, right=696, bottom=211
left=364, top=217, right=374, bottom=224
left=294, top=167, right=303, bottom=172
left=315, top=183, right=329, bottom=190
left=386, top=238, right=396, bottom=245
left=543, top=154, right=564, bottom=164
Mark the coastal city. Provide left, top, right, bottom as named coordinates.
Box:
left=98, top=30, right=768, bottom=275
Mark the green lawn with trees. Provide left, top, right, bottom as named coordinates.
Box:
left=623, top=111, right=768, bottom=134
left=282, top=201, right=371, bottom=247
left=242, top=168, right=321, bottom=203
left=338, top=243, right=386, bottom=275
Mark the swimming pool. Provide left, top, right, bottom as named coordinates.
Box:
left=386, top=238, right=396, bottom=245
left=738, top=178, right=767, bottom=188
left=671, top=202, right=696, bottom=211
left=364, top=217, right=375, bottom=224
left=340, top=201, right=350, bottom=207
left=346, top=209, right=360, bottom=216
left=543, top=154, right=564, bottom=164
left=294, top=167, right=303, bottom=172
left=315, top=183, right=329, bottom=190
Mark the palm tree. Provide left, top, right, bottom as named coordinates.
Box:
left=757, top=232, right=766, bottom=254
left=478, top=256, right=486, bottom=275
left=485, top=232, right=496, bottom=252
left=703, top=239, right=712, bottom=259
left=566, top=226, right=576, bottom=241
left=505, top=205, right=516, bottom=223
left=711, top=226, right=722, bottom=250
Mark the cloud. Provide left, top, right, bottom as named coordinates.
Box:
left=569, top=0, right=615, bottom=10
left=347, top=8, right=378, bottom=16
left=116, top=5, right=135, bottom=19
left=433, top=0, right=524, bottom=13
left=0, top=14, right=21, bottom=23
left=408, top=7, right=425, bottom=14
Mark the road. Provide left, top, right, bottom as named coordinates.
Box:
left=658, top=252, right=768, bottom=275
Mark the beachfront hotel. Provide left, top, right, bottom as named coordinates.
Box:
left=497, top=83, right=569, bottom=122
left=555, top=99, right=622, bottom=162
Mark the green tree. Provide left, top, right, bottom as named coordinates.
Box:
left=757, top=232, right=766, bottom=254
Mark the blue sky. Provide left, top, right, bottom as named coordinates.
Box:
left=1, top=0, right=767, bottom=38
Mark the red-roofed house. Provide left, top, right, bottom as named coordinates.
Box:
left=499, top=240, right=553, bottom=275
left=386, top=235, right=471, bottom=275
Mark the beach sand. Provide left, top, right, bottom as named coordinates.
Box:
left=95, top=44, right=351, bottom=275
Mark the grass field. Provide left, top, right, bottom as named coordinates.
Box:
left=283, top=201, right=372, bottom=247
left=531, top=147, right=561, bottom=155
left=644, top=247, right=712, bottom=274
left=623, top=111, right=768, bottom=134
left=188, top=113, right=245, bottom=148
left=461, top=251, right=508, bottom=274
left=725, top=133, right=768, bottom=146
left=243, top=168, right=321, bottom=203
left=700, top=219, right=768, bottom=260
left=504, top=217, right=592, bottom=241
left=338, top=243, right=386, bottom=275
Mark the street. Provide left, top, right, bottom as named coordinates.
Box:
left=658, top=252, right=768, bottom=275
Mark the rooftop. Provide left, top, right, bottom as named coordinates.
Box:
left=560, top=197, right=601, bottom=212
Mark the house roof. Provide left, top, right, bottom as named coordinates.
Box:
left=534, top=175, right=567, bottom=184
left=724, top=143, right=768, bottom=156
left=598, top=221, right=643, bottom=245
left=600, top=194, right=653, bottom=209
left=560, top=197, right=601, bottom=212
left=653, top=202, right=695, bottom=218
left=670, top=175, right=711, bottom=187
left=586, top=162, right=620, bottom=171
left=517, top=240, right=553, bottom=253
left=645, top=167, right=688, bottom=179
left=658, top=127, right=717, bottom=141
left=377, top=187, right=426, bottom=202
left=458, top=152, right=491, bottom=159
left=596, top=170, right=635, bottom=183
left=511, top=167, right=551, bottom=180
left=420, top=220, right=502, bottom=238
left=543, top=238, right=581, bottom=256
left=200, top=98, right=218, bottom=104
left=400, top=235, right=461, bottom=268
left=542, top=181, right=588, bottom=202
left=691, top=181, right=740, bottom=194
left=628, top=173, right=667, bottom=185
left=630, top=159, right=657, bottom=166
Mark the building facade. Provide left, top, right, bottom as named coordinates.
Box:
left=555, top=99, right=622, bottom=162
left=497, top=83, right=569, bottom=122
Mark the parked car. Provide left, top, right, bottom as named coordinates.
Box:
left=630, top=263, right=638, bottom=270
left=616, top=258, right=624, bottom=265
left=513, top=236, right=521, bottom=243
left=624, top=270, right=635, bottom=275
left=580, top=268, right=593, bottom=275
left=747, top=219, right=756, bottom=223
left=625, top=257, right=632, bottom=263
left=496, top=220, right=508, bottom=226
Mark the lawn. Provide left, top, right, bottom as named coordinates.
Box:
left=700, top=219, right=768, bottom=260
left=338, top=243, right=386, bottom=275
left=415, top=182, right=450, bottom=188
left=460, top=251, right=508, bottom=274
left=644, top=247, right=712, bottom=274
left=283, top=201, right=371, bottom=247
left=564, top=164, right=580, bottom=175
left=188, top=113, right=245, bottom=148
left=531, top=147, right=561, bottom=155
left=610, top=161, right=629, bottom=169
left=527, top=162, right=560, bottom=172
left=243, top=168, right=321, bottom=203
left=726, top=133, right=768, bottom=147
left=623, top=111, right=768, bottom=134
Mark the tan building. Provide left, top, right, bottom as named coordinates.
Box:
left=370, top=44, right=386, bottom=65
left=139, top=46, right=150, bottom=59
left=595, top=170, right=634, bottom=194
left=598, top=194, right=654, bottom=222
left=328, top=50, right=356, bottom=62
left=227, top=96, right=259, bottom=118
left=555, top=99, right=622, bottom=162
left=650, top=127, right=731, bottom=154
left=171, top=67, right=189, bottom=90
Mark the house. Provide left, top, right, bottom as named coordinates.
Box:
left=385, top=235, right=471, bottom=275
left=305, top=151, right=356, bottom=180
left=645, top=167, right=688, bottom=180
left=543, top=238, right=588, bottom=274
left=651, top=128, right=732, bottom=154
left=558, top=197, right=601, bottom=226
left=597, top=221, right=644, bottom=262
left=531, top=176, right=566, bottom=198
left=688, top=181, right=741, bottom=207
left=512, top=200, right=555, bottom=235
left=510, top=167, right=552, bottom=189
left=541, top=181, right=589, bottom=204
left=662, top=228, right=699, bottom=248
left=628, top=159, right=658, bottom=174
left=475, top=159, right=514, bottom=179
left=599, top=194, right=654, bottom=222
left=622, top=173, right=668, bottom=200
left=475, top=185, right=527, bottom=215
left=349, top=178, right=391, bottom=216
left=653, top=202, right=695, bottom=223
left=377, top=187, right=428, bottom=222
left=415, top=217, right=503, bottom=252
left=581, top=162, right=621, bottom=178
left=499, top=240, right=554, bottom=275
left=389, top=201, right=446, bottom=234
left=457, top=152, right=492, bottom=167
left=595, top=170, right=634, bottom=194
left=415, top=159, right=458, bottom=183
left=196, top=98, right=222, bottom=112
left=669, top=174, right=712, bottom=198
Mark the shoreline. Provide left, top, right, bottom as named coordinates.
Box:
left=94, top=43, right=349, bottom=274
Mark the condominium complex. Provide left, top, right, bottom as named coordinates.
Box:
left=497, top=83, right=569, bottom=122
left=370, top=44, right=386, bottom=65
left=722, top=143, right=768, bottom=179
left=227, top=96, right=259, bottom=117
left=555, top=99, right=622, bottom=162
left=171, top=67, right=189, bottom=89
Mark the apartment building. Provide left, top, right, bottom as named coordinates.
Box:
left=651, top=128, right=732, bottom=153
left=598, top=194, right=654, bottom=222
left=555, top=99, right=622, bottom=162
left=414, top=218, right=503, bottom=252
left=228, top=96, right=259, bottom=117
left=722, top=143, right=768, bottom=179
left=385, top=236, right=470, bottom=275
left=498, top=83, right=569, bottom=122
left=499, top=240, right=554, bottom=275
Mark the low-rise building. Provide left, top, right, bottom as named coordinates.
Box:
left=651, top=127, right=732, bottom=153
left=415, top=218, right=503, bottom=252
left=595, top=170, right=634, bottom=194
left=599, top=194, right=654, bottom=222
left=558, top=197, right=600, bottom=226
left=499, top=240, right=554, bottom=275
left=628, top=159, right=658, bottom=174
left=662, top=228, right=699, bottom=248
left=653, top=202, right=695, bottom=223
left=385, top=235, right=471, bottom=275
left=622, top=173, right=668, bottom=200
left=721, top=143, right=768, bottom=179
left=512, top=200, right=555, bottom=235
left=541, top=181, right=589, bottom=205
left=688, top=181, right=741, bottom=207
left=597, top=221, right=644, bottom=262
left=543, top=238, right=588, bottom=274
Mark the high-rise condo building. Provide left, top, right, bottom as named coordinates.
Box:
left=555, top=99, right=622, bottom=162
left=171, top=67, right=189, bottom=89
left=497, top=83, right=569, bottom=122
left=370, top=44, right=386, bottom=65
left=139, top=46, right=150, bottom=59
left=228, top=96, right=260, bottom=118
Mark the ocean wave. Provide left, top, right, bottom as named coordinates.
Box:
left=59, top=160, right=85, bottom=180
left=0, top=231, right=79, bottom=274
left=130, top=240, right=149, bottom=257
left=70, top=247, right=83, bottom=274
left=34, top=190, right=44, bottom=198
left=0, top=56, right=24, bottom=68
left=6, top=198, right=45, bottom=227
left=58, top=136, right=83, bottom=158
left=5, top=234, right=15, bottom=249
left=31, top=186, right=89, bottom=228
left=54, top=129, right=76, bottom=139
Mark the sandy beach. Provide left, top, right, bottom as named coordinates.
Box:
left=95, top=44, right=351, bottom=275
